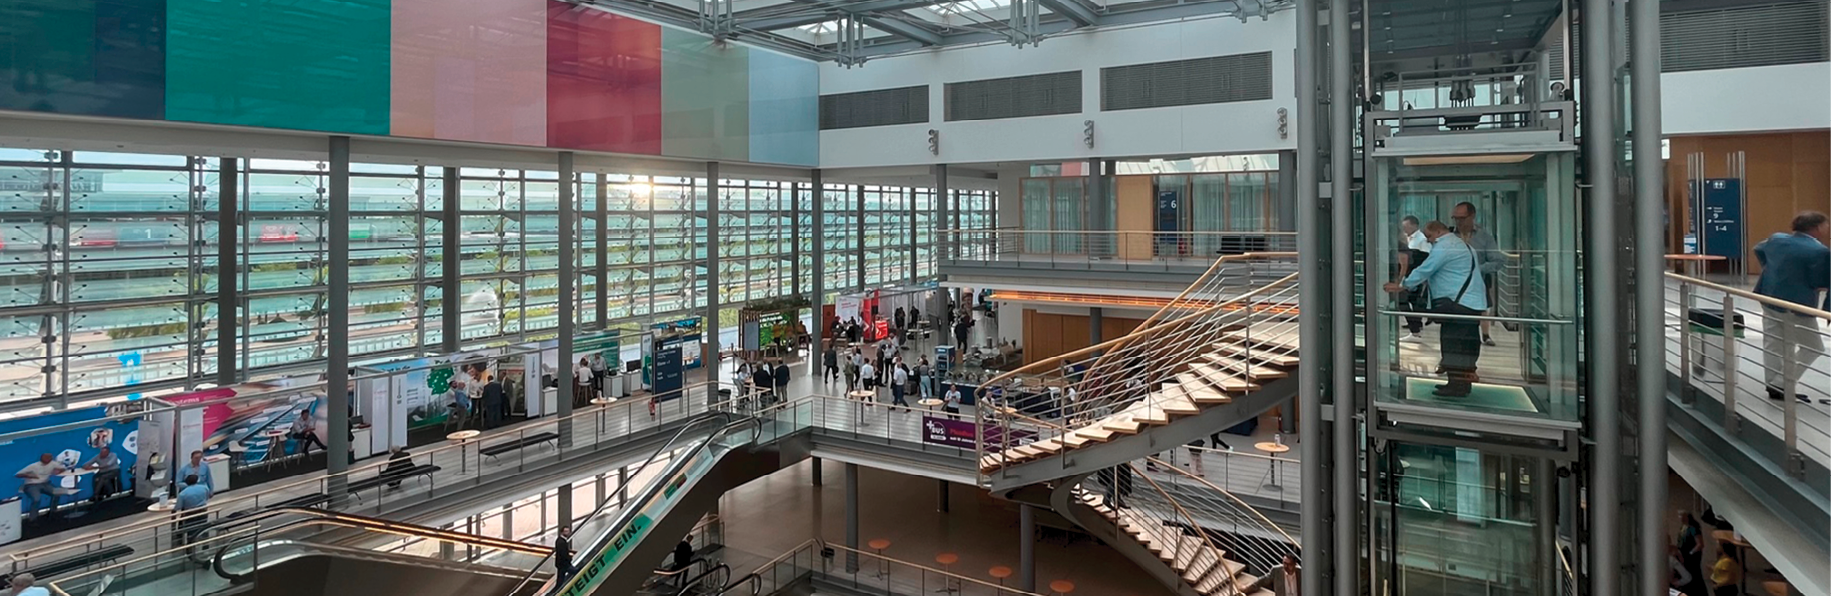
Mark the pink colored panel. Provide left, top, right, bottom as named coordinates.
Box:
left=546, top=4, right=662, bottom=154
left=391, top=0, right=548, bottom=146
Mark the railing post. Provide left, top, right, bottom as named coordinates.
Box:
left=1678, top=280, right=1693, bottom=404
left=1721, top=295, right=1738, bottom=433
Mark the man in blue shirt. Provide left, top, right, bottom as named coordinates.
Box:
left=1752, top=211, right=1830, bottom=403
left=176, top=450, right=212, bottom=494
left=1387, top=221, right=1489, bottom=397
left=174, top=474, right=211, bottom=546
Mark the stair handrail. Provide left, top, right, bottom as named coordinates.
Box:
left=1082, top=462, right=1247, bottom=596
left=1141, top=456, right=1299, bottom=573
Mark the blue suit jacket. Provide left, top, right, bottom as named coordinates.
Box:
left=1752, top=232, right=1830, bottom=312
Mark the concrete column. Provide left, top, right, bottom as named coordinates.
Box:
left=1327, top=0, right=1357, bottom=592
left=327, top=136, right=352, bottom=492
left=855, top=186, right=866, bottom=291
left=907, top=187, right=918, bottom=285
left=810, top=456, right=823, bottom=486
left=1293, top=0, right=1330, bottom=592
left=558, top=152, right=576, bottom=447
left=936, top=479, right=949, bottom=513
left=935, top=165, right=949, bottom=262
left=706, top=163, right=722, bottom=373
left=557, top=482, right=574, bottom=533
left=217, top=157, right=238, bottom=385
left=845, top=462, right=860, bottom=573
left=1088, top=306, right=1103, bottom=344
left=1581, top=0, right=1622, bottom=594
left=791, top=182, right=803, bottom=300
left=617, top=465, right=628, bottom=502
left=595, top=472, right=606, bottom=506
left=1276, top=150, right=1298, bottom=234
left=1019, top=503, right=1036, bottom=592
left=810, top=170, right=826, bottom=378
left=1631, top=1, right=1670, bottom=594
left=596, top=172, right=609, bottom=328
left=441, top=167, right=461, bottom=353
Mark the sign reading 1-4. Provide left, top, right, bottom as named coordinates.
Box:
left=1697, top=178, right=1744, bottom=259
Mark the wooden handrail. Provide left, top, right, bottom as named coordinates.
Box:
left=1665, top=272, right=1831, bottom=321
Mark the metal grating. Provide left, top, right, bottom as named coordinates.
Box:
left=819, top=85, right=930, bottom=130
left=944, top=71, right=1083, bottom=121
left=1661, top=1, right=1829, bottom=72
left=1101, top=52, right=1275, bottom=111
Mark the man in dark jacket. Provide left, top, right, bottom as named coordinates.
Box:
left=383, top=446, right=414, bottom=489
left=481, top=373, right=506, bottom=429
left=772, top=359, right=790, bottom=404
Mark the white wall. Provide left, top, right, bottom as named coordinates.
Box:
left=1661, top=63, right=1831, bottom=135
left=819, top=13, right=1298, bottom=169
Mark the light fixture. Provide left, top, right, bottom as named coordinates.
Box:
left=1401, top=154, right=1537, bottom=166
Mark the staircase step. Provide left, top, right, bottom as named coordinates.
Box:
left=1011, top=444, right=1051, bottom=459
left=1153, top=392, right=1202, bottom=415
left=1224, top=327, right=1301, bottom=352
left=1074, top=426, right=1118, bottom=442
left=1209, top=342, right=1301, bottom=368
left=1029, top=438, right=1065, bottom=454
left=1195, top=562, right=1252, bottom=595
left=1103, top=416, right=1145, bottom=434
left=1063, top=432, right=1096, bottom=448
left=1186, top=365, right=1261, bottom=392
left=1198, top=352, right=1290, bottom=379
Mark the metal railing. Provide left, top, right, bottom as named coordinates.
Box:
left=1139, top=455, right=1298, bottom=574
left=718, top=538, right=1046, bottom=596
left=1664, top=272, right=1831, bottom=477
left=1149, top=445, right=1301, bottom=511
left=973, top=253, right=1300, bottom=475
left=938, top=229, right=1298, bottom=270
left=1078, top=462, right=1251, bottom=595
left=4, top=380, right=738, bottom=575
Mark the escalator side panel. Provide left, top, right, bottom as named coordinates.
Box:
left=585, top=446, right=787, bottom=596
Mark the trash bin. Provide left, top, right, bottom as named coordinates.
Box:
left=1686, top=308, right=1745, bottom=376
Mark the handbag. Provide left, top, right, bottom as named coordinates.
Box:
left=1430, top=243, right=1482, bottom=317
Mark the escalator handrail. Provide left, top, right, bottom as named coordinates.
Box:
left=505, top=413, right=753, bottom=596
left=210, top=510, right=551, bottom=581
left=209, top=539, right=541, bottom=581
left=670, top=563, right=730, bottom=596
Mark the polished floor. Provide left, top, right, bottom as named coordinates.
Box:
left=713, top=458, right=1178, bottom=596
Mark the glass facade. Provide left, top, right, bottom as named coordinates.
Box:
left=0, top=147, right=989, bottom=406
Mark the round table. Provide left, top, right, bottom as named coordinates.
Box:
left=848, top=390, right=875, bottom=428
left=447, top=430, right=482, bottom=474
left=262, top=429, right=290, bottom=462
left=987, top=566, right=1013, bottom=587
left=1255, top=441, right=1291, bottom=491
left=147, top=501, right=175, bottom=513
left=590, top=397, right=618, bottom=431
left=934, top=553, right=960, bottom=593
left=1048, top=580, right=1076, bottom=595
left=918, top=398, right=944, bottom=411
left=867, top=539, right=891, bottom=578
left=55, top=469, right=97, bottom=518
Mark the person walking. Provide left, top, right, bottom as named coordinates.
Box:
left=14, top=454, right=64, bottom=521
left=823, top=345, right=839, bottom=384
left=1752, top=211, right=1829, bottom=403
left=1246, top=555, right=1302, bottom=596
left=890, top=362, right=910, bottom=410
left=1386, top=220, right=1488, bottom=397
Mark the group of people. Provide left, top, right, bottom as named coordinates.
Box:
left=1669, top=510, right=1757, bottom=596
left=1385, top=202, right=1502, bottom=398
left=13, top=447, right=125, bottom=523
left=733, top=358, right=792, bottom=407
left=452, top=362, right=510, bottom=429
left=822, top=340, right=961, bottom=414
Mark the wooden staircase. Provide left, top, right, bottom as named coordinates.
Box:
left=1077, top=490, right=1274, bottom=596
left=979, top=324, right=1301, bottom=474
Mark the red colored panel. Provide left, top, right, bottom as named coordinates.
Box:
left=547, top=4, right=662, bottom=154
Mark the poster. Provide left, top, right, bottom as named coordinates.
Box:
left=166, top=385, right=327, bottom=466
left=652, top=342, right=684, bottom=401
left=920, top=416, right=977, bottom=449
left=376, top=359, right=440, bottom=430
left=836, top=295, right=862, bottom=326
left=0, top=406, right=140, bottom=505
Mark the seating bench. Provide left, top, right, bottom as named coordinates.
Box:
left=264, top=493, right=332, bottom=511
left=346, top=464, right=440, bottom=496
left=5, top=544, right=134, bottom=583
left=479, top=432, right=559, bottom=462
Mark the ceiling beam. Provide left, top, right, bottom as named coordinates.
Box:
left=853, top=0, right=1251, bottom=58
left=859, top=15, right=944, bottom=45
left=1034, top=0, right=1098, bottom=27
left=736, top=0, right=945, bottom=31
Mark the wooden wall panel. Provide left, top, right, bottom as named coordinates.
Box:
left=1022, top=309, right=1146, bottom=366
left=1665, top=130, right=1831, bottom=273
left=1115, top=176, right=1155, bottom=260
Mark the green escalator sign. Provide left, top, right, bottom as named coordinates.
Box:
left=555, top=448, right=723, bottom=596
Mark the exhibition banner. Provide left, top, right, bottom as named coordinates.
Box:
left=166, top=384, right=328, bottom=466
left=0, top=406, right=140, bottom=505
left=920, top=416, right=976, bottom=449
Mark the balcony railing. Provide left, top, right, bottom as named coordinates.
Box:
left=939, top=229, right=1298, bottom=271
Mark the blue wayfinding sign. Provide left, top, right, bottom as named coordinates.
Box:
left=1697, top=178, right=1744, bottom=259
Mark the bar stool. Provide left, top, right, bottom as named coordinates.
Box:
left=1049, top=580, right=1075, bottom=596
left=987, top=566, right=1012, bottom=587
left=867, top=539, right=891, bottom=578
left=934, top=553, right=959, bottom=593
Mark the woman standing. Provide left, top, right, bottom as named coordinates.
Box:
left=573, top=358, right=593, bottom=408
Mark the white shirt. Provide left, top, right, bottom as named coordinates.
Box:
left=575, top=364, right=592, bottom=384
left=859, top=363, right=876, bottom=380
left=1405, top=229, right=1432, bottom=253
left=892, top=367, right=908, bottom=386
left=16, top=461, right=62, bottom=485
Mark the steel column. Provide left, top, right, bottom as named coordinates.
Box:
left=1019, top=503, right=1036, bottom=592
left=855, top=185, right=866, bottom=291
left=1631, top=0, right=1668, bottom=593
left=1537, top=458, right=1561, bottom=594
left=441, top=167, right=461, bottom=353
left=1294, top=0, right=1331, bottom=592
left=811, top=456, right=823, bottom=485
left=557, top=481, right=574, bottom=533
left=1328, top=0, right=1357, bottom=593
left=1089, top=306, right=1103, bottom=344
left=217, top=157, right=238, bottom=386
left=597, top=172, right=610, bottom=328
left=791, top=182, right=803, bottom=300
left=908, top=187, right=918, bottom=285
left=707, top=163, right=722, bottom=374
left=1581, top=0, right=1622, bottom=594
left=936, top=479, right=949, bottom=513
left=935, top=164, right=949, bottom=266
left=327, top=136, right=352, bottom=489
left=811, top=170, right=826, bottom=377
left=845, top=462, right=860, bottom=573
left=558, top=152, right=576, bottom=446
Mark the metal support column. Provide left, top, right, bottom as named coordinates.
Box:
left=810, top=170, right=826, bottom=377
left=558, top=152, right=576, bottom=446
left=908, top=187, right=918, bottom=285
left=706, top=163, right=722, bottom=376
left=1089, top=307, right=1103, bottom=344
left=1537, top=458, right=1561, bottom=594
left=1582, top=0, right=1622, bottom=594
left=557, top=482, right=574, bottom=533
left=935, top=165, right=950, bottom=262
left=1019, top=503, right=1036, bottom=592
left=936, top=479, right=949, bottom=513
left=218, top=158, right=238, bottom=385
left=1328, top=0, right=1357, bottom=593
left=597, top=172, right=609, bottom=328
left=845, top=462, right=860, bottom=573
left=327, top=136, right=352, bottom=492
left=791, top=182, right=803, bottom=301
left=1277, top=150, right=1298, bottom=233
left=810, top=456, right=823, bottom=485
left=441, top=167, right=461, bottom=353
left=855, top=185, right=866, bottom=291
left=1631, top=0, right=1667, bottom=593
left=1294, top=0, right=1331, bottom=592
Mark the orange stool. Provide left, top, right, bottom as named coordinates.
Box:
left=867, top=539, right=891, bottom=578
left=934, top=553, right=960, bottom=593
left=1049, top=579, right=1076, bottom=596
left=988, top=565, right=1013, bottom=587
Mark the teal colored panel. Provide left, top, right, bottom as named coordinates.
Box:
left=746, top=50, right=818, bottom=166
left=165, top=0, right=390, bottom=135
left=661, top=28, right=748, bottom=162
left=0, top=0, right=165, bottom=119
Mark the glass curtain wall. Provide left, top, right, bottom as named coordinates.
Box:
left=0, top=147, right=981, bottom=407
left=1018, top=171, right=1280, bottom=254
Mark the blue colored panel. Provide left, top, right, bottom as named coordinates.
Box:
left=0, top=0, right=166, bottom=119
left=745, top=50, right=818, bottom=166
